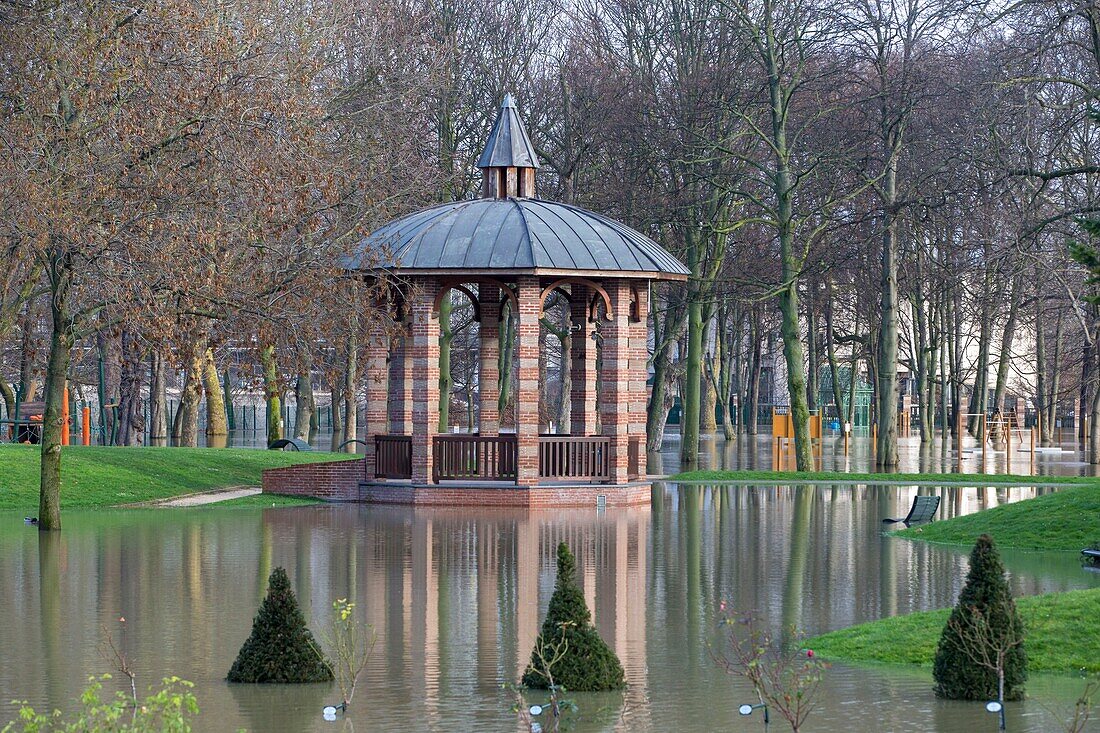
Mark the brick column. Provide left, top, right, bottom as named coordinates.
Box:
left=363, top=324, right=389, bottom=478
left=515, top=276, right=541, bottom=486
left=570, top=285, right=596, bottom=436
left=601, top=280, right=632, bottom=483
left=410, top=278, right=440, bottom=484
left=388, top=327, right=413, bottom=435
left=478, top=284, right=500, bottom=436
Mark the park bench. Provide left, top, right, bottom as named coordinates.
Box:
left=882, top=495, right=941, bottom=526
left=268, top=437, right=312, bottom=451
left=2, top=400, right=45, bottom=444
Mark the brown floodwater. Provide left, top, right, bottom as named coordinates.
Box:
left=1, top=483, right=1097, bottom=732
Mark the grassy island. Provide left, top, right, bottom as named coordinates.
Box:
left=807, top=588, right=1100, bottom=674
left=894, top=484, right=1100, bottom=551
left=0, top=444, right=351, bottom=510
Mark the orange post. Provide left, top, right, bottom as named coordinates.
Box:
left=82, top=407, right=91, bottom=446
left=61, top=384, right=70, bottom=446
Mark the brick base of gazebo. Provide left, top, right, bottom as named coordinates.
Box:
left=261, top=459, right=652, bottom=507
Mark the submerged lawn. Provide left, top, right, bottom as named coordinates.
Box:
left=0, top=444, right=354, bottom=510
left=894, top=484, right=1100, bottom=551
left=807, top=588, right=1100, bottom=674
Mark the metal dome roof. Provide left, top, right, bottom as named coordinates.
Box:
left=347, top=198, right=689, bottom=280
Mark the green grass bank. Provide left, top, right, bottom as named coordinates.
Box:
left=669, top=469, right=1093, bottom=487
left=807, top=588, right=1100, bottom=674
left=893, top=484, right=1100, bottom=551
left=0, top=444, right=353, bottom=510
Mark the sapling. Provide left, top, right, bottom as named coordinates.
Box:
left=712, top=608, right=828, bottom=733
left=508, top=622, right=578, bottom=733
left=312, top=598, right=377, bottom=710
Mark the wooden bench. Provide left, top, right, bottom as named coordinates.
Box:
left=3, top=400, right=45, bottom=443
left=882, top=495, right=941, bottom=526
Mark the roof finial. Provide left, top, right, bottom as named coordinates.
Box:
left=478, top=93, right=539, bottom=199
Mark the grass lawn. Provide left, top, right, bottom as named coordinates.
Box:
left=893, top=484, right=1100, bottom=551
left=669, top=468, right=1092, bottom=487
left=807, top=588, right=1100, bottom=674
left=0, top=444, right=355, bottom=510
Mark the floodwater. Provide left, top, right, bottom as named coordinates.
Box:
left=1, top=483, right=1098, bottom=732
left=204, top=426, right=1100, bottom=478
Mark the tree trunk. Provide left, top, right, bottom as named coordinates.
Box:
left=202, top=348, right=227, bottom=437
left=177, top=338, right=204, bottom=448
left=19, top=307, right=39, bottom=404
left=745, top=308, right=763, bottom=435
left=717, top=301, right=735, bottom=441
left=1045, top=311, right=1063, bottom=445
left=39, top=248, right=75, bottom=531
left=948, top=285, right=962, bottom=437
left=967, top=273, right=996, bottom=439
left=498, top=303, right=514, bottom=423
left=260, top=343, right=282, bottom=444
left=825, top=280, right=846, bottom=427
left=149, top=350, right=168, bottom=446
left=330, top=384, right=343, bottom=451
left=343, top=332, right=358, bottom=451
left=876, top=152, right=900, bottom=467
left=680, top=293, right=703, bottom=467
left=992, top=274, right=1022, bottom=414
left=117, top=330, right=146, bottom=446
left=0, top=380, right=14, bottom=422
left=913, top=294, right=931, bottom=444
left=806, top=298, right=819, bottom=412
left=294, top=361, right=314, bottom=442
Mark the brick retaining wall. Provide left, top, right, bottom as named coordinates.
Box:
left=359, top=482, right=651, bottom=508
left=263, top=459, right=651, bottom=507
left=262, top=459, right=365, bottom=501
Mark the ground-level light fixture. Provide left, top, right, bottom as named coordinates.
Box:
left=322, top=702, right=347, bottom=721
left=738, top=702, right=769, bottom=725
left=985, top=700, right=1005, bottom=730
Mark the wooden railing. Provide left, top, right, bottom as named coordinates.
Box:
left=538, top=436, right=610, bottom=481
left=374, top=435, right=412, bottom=479
left=433, top=434, right=516, bottom=482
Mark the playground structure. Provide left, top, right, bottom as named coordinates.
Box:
left=771, top=406, right=824, bottom=469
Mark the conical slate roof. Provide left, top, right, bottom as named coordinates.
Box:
left=476, top=94, right=541, bottom=170
left=346, top=198, right=689, bottom=279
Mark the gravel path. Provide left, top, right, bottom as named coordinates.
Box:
left=153, top=487, right=261, bottom=507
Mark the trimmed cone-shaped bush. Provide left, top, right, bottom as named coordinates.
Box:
left=933, top=534, right=1027, bottom=700
left=521, top=543, right=625, bottom=691
left=227, top=567, right=333, bottom=683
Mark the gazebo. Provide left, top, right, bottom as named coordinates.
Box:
left=346, top=95, right=688, bottom=506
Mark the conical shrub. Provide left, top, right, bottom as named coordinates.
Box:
left=227, top=567, right=333, bottom=683
left=933, top=534, right=1027, bottom=700
left=522, top=543, right=625, bottom=691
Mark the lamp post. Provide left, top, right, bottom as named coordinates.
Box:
left=739, top=702, right=769, bottom=726
left=321, top=702, right=346, bottom=721
left=985, top=700, right=1005, bottom=730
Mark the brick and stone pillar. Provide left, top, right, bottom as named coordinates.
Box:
left=388, top=327, right=413, bottom=435
left=478, top=284, right=500, bottom=436
left=601, top=279, right=632, bottom=483
left=515, top=276, right=541, bottom=486
left=570, top=284, right=597, bottom=436
left=363, top=324, right=389, bottom=479
left=410, top=278, right=440, bottom=483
